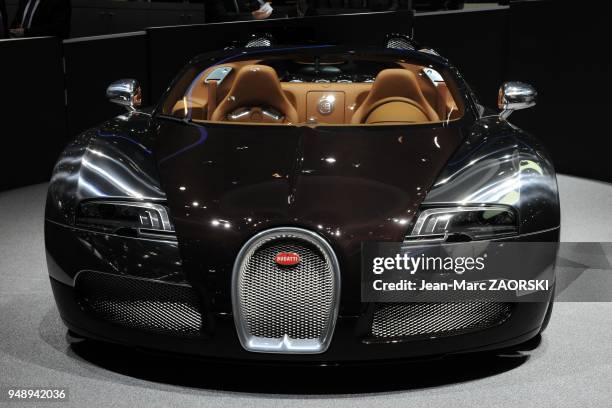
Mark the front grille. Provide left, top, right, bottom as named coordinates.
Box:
left=76, top=271, right=203, bottom=337
left=233, top=228, right=340, bottom=354
left=371, top=302, right=511, bottom=339
left=241, top=240, right=333, bottom=339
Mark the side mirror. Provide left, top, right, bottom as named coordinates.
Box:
left=498, top=81, right=537, bottom=120
left=106, top=79, right=142, bottom=112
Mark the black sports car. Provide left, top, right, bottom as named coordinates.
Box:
left=45, top=35, right=559, bottom=363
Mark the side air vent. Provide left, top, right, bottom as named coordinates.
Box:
left=232, top=227, right=340, bottom=354
left=245, top=33, right=274, bottom=48
left=419, top=48, right=441, bottom=56
left=385, top=33, right=416, bottom=50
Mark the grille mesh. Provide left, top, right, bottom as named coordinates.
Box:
left=245, top=38, right=272, bottom=48
left=238, top=239, right=335, bottom=340
left=371, top=302, right=511, bottom=339
left=76, top=271, right=203, bottom=337
left=386, top=37, right=415, bottom=50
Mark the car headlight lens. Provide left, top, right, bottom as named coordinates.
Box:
left=76, top=201, right=175, bottom=239
left=409, top=205, right=518, bottom=241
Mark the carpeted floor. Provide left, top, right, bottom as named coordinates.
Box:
left=0, top=174, right=611, bottom=407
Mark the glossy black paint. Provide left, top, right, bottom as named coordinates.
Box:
left=44, top=44, right=560, bottom=363
left=46, top=220, right=186, bottom=287
left=45, top=111, right=163, bottom=226
left=423, top=115, right=560, bottom=235
left=154, top=120, right=463, bottom=315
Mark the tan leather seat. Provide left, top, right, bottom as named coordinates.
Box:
left=211, top=65, right=299, bottom=123
left=351, top=69, right=440, bottom=124
left=364, top=97, right=431, bottom=124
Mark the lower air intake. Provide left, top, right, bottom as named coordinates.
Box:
left=232, top=227, right=340, bottom=354
left=75, top=271, right=203, bottom=337
left=371, top=302, right=511, bottom=340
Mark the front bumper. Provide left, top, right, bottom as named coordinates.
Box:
left=46, top=219, right=555, bottom=363
left=50, top=276, right=549, bottom=363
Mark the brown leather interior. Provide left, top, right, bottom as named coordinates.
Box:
left=282, top=83, right=372, bottom=124
left=364, top=97, right=431, bottom=124
left=170, top=62, right=461, bottom=125
left=211, top=64, right=299, bottom=123
left=350, top=69, right=439, bottom=124
left=436, top=82, right=462, bottom=121
left=171, top=60, right=260, bottom=120
left=206, top=80, right=218, bottom=120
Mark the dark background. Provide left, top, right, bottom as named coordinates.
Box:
left=0, top=37, right=67, bottom=190
left=1, top=1, right=610, bottom=191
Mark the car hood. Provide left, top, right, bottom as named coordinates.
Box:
left=153, top=120, right=463, bottom=311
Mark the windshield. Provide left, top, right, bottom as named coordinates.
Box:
left=160, top=52, right=465, bottom=126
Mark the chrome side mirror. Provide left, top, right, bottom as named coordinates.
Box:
left=498, top=81, right=537, bottom=120
left=106, top=79, right=142, bottom=112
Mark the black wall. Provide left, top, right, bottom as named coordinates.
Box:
left=415, top=7, right=508, bottom=108
left=504, top=1, right=612, bottom=184
left=63, top=32, right=150, bottom=138
left=1, top=2, right=611, bottom=192
left=5, top=0, right=206, bottom=38
left=0, top=38, right=66, bottom=192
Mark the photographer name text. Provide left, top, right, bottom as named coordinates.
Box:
left=372, top=279, right=550, bottom=291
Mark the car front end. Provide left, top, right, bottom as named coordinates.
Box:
left=45, top=45, right=558, bottom=364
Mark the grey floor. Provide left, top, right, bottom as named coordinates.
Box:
left=0, top=174, right=611, bottom=407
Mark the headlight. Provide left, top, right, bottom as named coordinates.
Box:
left=408, top=205, right=518, bottom=241
left=76, top=200, right=175, bottom=239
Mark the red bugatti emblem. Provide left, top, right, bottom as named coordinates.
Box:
left=275, top=252, right=301, bottom=266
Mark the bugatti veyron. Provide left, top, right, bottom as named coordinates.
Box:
left=45, top=34, right=559, bottom=363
